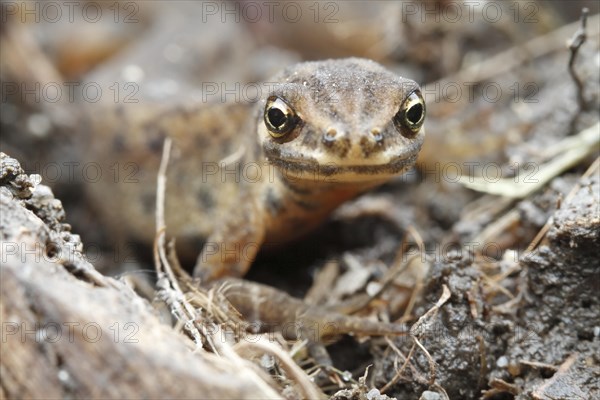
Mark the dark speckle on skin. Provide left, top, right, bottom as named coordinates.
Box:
left=141, top=191, right=156, bottom=213
left=146, top=129, right=167, bottom=154
left=359, top=136, right=383, bottom=158
left=194, top=133, right=210, bottom=148
left=170, top=104, right=192, bottom=120
left=115, top=104, right=125, bottom=118
left=265, top=186, right=283, bottom=215
left=292, top=196, right=318, bottom=210
left=112, top=133, right=126, bottom=153
left=220, top=137, right=233, bottom=155
left=252, top=140, right=263, bottom=161
left=301, top=126, right=320, bottom=150
left=281, top=177, right=313, bottom=195
left=322, top=135, right=350, bottom=158
left=197, top=187, right=215, bottom=210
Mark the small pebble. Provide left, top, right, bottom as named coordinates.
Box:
left=366, top=388, right=380, bottom=400
left=57, top=369, right=70, bottom=383
left=27, top=114, right=51, bottom=137
left=496, top=355, right=509, bottom=368
left=121, top=64, right=145, bottom=83
left=419, top=390, right=442, bottom=400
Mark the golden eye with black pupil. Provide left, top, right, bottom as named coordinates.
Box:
left=264, top=96, right=299, bottom=138
left=393, top=90, right=426, bottom=138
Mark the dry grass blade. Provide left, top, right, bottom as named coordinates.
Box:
left=519, top=360, right=559, bottom=372
left=381, top=285, right=452, bottom=394
left=380, top=339, right=419, bottom=393
left=235, top=335, right=324, bottom=400
left=153, top=137, right=205, bottom=348
left=410, top=285, right=451, bottom=338
left=398, top=226, right=428, bottom=323
left=304, top=259, right=340, bottom=306
left=410, top=285, right=451, bottom=385
left=568, top=8, right=590, bottom=111
left=152, top=140, right=285, bottom=398
left=459, top=122, right=599, bottom=198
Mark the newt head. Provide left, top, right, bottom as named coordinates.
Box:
left=257, top=57, right=425, bottom=186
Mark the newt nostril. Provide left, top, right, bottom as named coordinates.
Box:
left=324, top=127, right=338, bottom=143
left=370, top=128, right=383, bottom=142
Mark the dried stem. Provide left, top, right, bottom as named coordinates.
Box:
left=568, top=8, right=589, bottom=112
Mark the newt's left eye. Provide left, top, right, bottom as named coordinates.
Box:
left=393, top=90, right=426, bottom=138
left=264, top=96, right=299, bottom=138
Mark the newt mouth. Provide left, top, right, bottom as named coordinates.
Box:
left=267, top=152, right=419, bottom=181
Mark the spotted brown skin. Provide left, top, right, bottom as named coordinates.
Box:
left=86, top=58, right=425, bottom=281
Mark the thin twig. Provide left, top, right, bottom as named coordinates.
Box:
left=412, top=337, right=436, bottom=385
left=519, top=359, right=559, bottom=372
left=409, top=285, right=451, bottom=385
left=568, top=8, right=589, bottom=112
left=380, top=340, right=419, bottom=393
left=341, top=254, right=419, bottom=315
left=399, top=226, right=427, bottom=322
left=153, top=138, right=205, bottom=348
left=155, top=138, right=180, bottom=290
left=304, top=259, right=340, bottom=305
left=425, top=13, right=600, bottom=105
left=235, top=335, right=323, bottom=400
left=410, top=285, right=451, bottom=338
left=488, top=378, right=520, bottom=395
left=209, top=336, right=283, bottom=399
left=370, top=282, right=452, bottom=394
left=329, top=225, right=426, bottom=316
left=532, top=354, right=579, bottom=398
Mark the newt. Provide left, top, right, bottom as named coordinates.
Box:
left=85, top=58, right=423, bottom=279
left=85, top=58, right=425, bottom=281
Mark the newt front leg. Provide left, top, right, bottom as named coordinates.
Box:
left=194, top=185, right=266, bottom=281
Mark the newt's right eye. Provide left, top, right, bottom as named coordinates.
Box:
left=264, top=96, right=299, bottom=138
